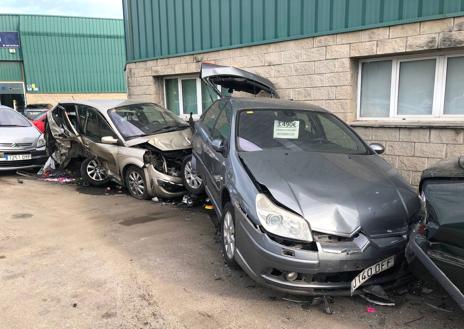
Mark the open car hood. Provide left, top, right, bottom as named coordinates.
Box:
left=201, top=63, right=277, bottom=97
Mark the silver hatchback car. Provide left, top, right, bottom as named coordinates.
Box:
left=46, top=100, right=203, bottom=199
left=0, top=105, right=47, bottom=171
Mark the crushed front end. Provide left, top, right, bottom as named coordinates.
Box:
left=142, top=145, right=189, bottom=198
left=233, top=200, right=410, bottom=296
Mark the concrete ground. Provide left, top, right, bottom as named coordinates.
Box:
left=0, top=172, right=463, bottom=329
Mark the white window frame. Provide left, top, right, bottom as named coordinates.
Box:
left=357, top=52, right=464, bottom=121
left=163, top=75, right=219, bottom=120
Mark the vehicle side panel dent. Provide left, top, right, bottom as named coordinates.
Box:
left=228, top=152, right=260, bottom=227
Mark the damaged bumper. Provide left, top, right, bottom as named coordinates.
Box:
left=0, top=149, right=47, bottom=171
left=234, top=204, right=408, bottom=296
left=145, top=164, right=185, bottom=199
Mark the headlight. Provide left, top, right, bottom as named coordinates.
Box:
left=255, top=193, right=312, bottom=242
left=37, top=134, right=46, bottom=148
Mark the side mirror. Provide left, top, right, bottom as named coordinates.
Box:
left=101, top=136, right=118, bottom=145
left=211, top=138, right=225, bottom=153
left=370, top=143, right=385, bottom=154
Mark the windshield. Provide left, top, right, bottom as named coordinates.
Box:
left=0, top=109, right=31, bottom=127
left=108, top=103, right=188, bottom=139
left=237, top=109, right=368, bottom=155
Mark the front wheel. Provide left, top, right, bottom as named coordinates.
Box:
left=125, top=166, right=151, bottom=200
left=80, top=158, right=110, bottom=187
left=182, top=155, right=204, bottom=195
left=221, top=203, right=240, bottom=270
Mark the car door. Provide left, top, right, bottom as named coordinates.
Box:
left=193, top=102, right=222, bottom=198
left=77, top=106, right=120, bottom=178
left=48, top=104, right=80, bottom=142
left=198, top=102, right=231, bottom=203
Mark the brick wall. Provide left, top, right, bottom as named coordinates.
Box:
left=126, top=17, right=464, bottom=187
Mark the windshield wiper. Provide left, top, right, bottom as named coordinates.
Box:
left=152, top=124, right=188, bottom=134
left=0, top=124, right=28, bottom=127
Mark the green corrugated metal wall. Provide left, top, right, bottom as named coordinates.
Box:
left=123, top=0, right=464, bottom=62
left=0, top=62, right=23, bottom=81
left=0, top=14, right=126, bottom=93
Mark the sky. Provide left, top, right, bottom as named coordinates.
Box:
left=0, top=0, right=123, bottom=19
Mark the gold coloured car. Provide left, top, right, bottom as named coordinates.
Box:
left=46, top=100, right=203, bottom=199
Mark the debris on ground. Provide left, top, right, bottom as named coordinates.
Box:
left=284, top=295, right=334, bottom=315
left=359, top=285, right=396, bottom=306
left=16, top=157, right=80, bottom=185
left=403, top=316, right=424, bottom=326
left=366, top=306, right=376, bottom=313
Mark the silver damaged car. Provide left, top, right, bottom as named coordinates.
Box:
left=192, top=64, right=421, bottom=296
left=46, top=100, right=203, bottom=199
left=0, top=105, right=47, bottom=171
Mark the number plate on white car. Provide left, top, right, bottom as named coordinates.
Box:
left=351, top=255, right=395, bottom=295
left=1, top=154, right=32, bottom=161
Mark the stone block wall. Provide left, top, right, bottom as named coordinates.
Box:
left=126, top=17, right=464, bottom=187
left=26, top=93, right=127, bottom=105
left=353, top=126, right=464, bottom=186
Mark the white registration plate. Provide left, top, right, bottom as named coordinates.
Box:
left=0, top=154, right=32, bottom=161
left=351, top=255, right=395, bottom=295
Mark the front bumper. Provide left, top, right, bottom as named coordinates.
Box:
left=234, top=204, right=408, bottom=296
left=0, top=149, right=47, bottom=171
left=145, top=164, right=185, bottom=199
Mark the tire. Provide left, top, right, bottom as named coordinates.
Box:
left=221, top=203, right=240, bottom=270
left=80, top=158, right=110, bottom=187
left=124, top=165, right=151, bottom=200
left=182, top=155, right=205, bottom=195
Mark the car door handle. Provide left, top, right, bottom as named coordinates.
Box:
left=213, top=175, right=223, bottom=183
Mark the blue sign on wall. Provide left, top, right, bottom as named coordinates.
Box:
left=0, top=32, right=20, bottom=48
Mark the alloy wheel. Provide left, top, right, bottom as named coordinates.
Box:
left=86, top=159, right=107, bottom=181
left=223, top=211, right=235, bottom=260
left=128, top=171, right=145, bottom=197
left=184, top=160, right=202, bottom=189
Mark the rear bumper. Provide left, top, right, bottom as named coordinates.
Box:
left=0, top=149, right=47, bottom=171
left=406, top=231, right=464, bottom=310
left=234, top=204, right=408, bottom=296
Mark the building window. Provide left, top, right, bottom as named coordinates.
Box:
left=358, top=54, right=464, bottom=119
left=164, top=76, right=218, bottom=118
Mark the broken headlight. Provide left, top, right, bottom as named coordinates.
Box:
left=255, top=193, right=313, bottom=242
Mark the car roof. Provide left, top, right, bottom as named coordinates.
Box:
left=0, top=105, right=14, bottom=110
left=57, top=99, right=150, bottom=112
left=223, top=97, right=328, bottom=113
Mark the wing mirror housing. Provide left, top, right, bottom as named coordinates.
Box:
left=370, top=143, right=385, bottom=154
left=211, top=138, right=225, bottom=153
left=101, top=136, right=118, bottom=145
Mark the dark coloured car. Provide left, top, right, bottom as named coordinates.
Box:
left=406, top=157, right=464, bottom=310
left=192, top=64, right=421, bottom=295
left=23, top=103, right=53, bottom=120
